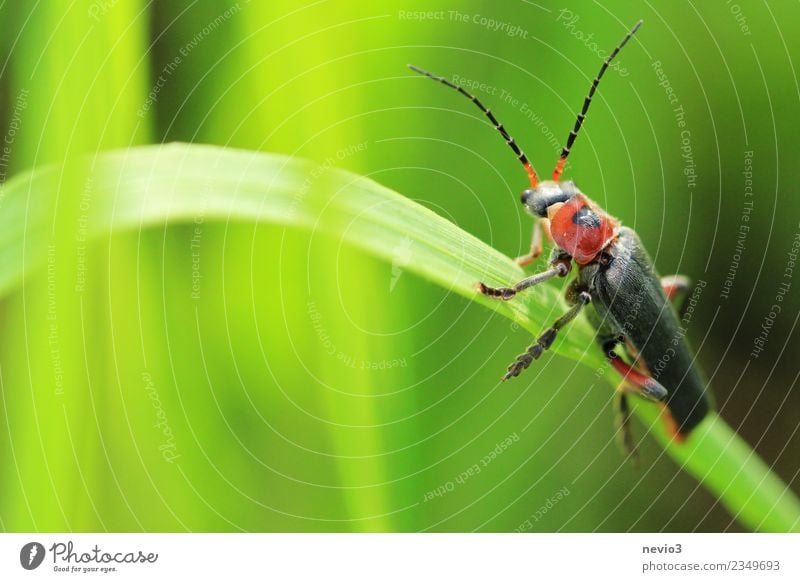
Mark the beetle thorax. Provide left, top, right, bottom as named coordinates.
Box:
left=548, top=193, right=619, bottom=265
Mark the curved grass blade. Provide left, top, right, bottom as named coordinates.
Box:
left=0, top=143, right=797, bottom=532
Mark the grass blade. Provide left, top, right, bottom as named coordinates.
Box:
left=1, top=142, right=797, bottom=532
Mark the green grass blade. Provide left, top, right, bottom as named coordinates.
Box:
left=1, top=142, right=797, bottom=532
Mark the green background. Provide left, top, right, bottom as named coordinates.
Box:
left=0, top=0, right=798, bottom=531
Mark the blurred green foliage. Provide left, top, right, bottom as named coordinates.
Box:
left=0, top=0, right=798, bottom=532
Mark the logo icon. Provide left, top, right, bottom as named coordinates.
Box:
left=20, top=542, right=45, bottom=570
left=390, top=236, right=414, bottom=292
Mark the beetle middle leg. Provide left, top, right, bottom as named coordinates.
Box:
left=514, top=218, right=552, bottom=267
left=661, top=274, right=691, bottom=318
left=503, top=288, right=591, bottom=380
left=601, top=338, right=668, bottom=463
left=604, top=344, right=668, bottom=402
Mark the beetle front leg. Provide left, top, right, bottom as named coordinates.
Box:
left=503, top=290, right=591, bottom=380
left=478, top=250, right=570, bottom=301
left=514, top=218, right=552, bottom=267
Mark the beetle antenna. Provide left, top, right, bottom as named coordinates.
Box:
left=408, top=64, right=539, bottom=188
left=552, top=20, right=642, bottom=182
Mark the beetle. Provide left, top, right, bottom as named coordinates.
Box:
left=408, top=20, right=711, bottom=461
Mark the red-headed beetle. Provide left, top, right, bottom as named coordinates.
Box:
left=408, top=21, right=711, bottom=462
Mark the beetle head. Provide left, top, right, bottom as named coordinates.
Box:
left=520, top=180, right=577, bottom=216
left=521, top=182, right=618, bottom=264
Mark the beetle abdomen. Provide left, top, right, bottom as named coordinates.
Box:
left=587, top=227, right=711, bottom=435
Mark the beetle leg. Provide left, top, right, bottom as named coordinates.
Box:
left=514, top=218, right=552, bottom=267
left=661, top=274, right=691, bottom=318
left=477, top=260, right=569, bottom=301
left=614, top=390, right=640, bottom=468
left=606, top=349, right=668, bottom=402
left=661, top=274, right=690, bottom=300
left=503, top=291, right=591, bottom=380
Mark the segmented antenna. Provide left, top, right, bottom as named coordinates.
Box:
left=552, top=20, right=643, bottom=182
left=408, top=64, right=539, bottom=188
